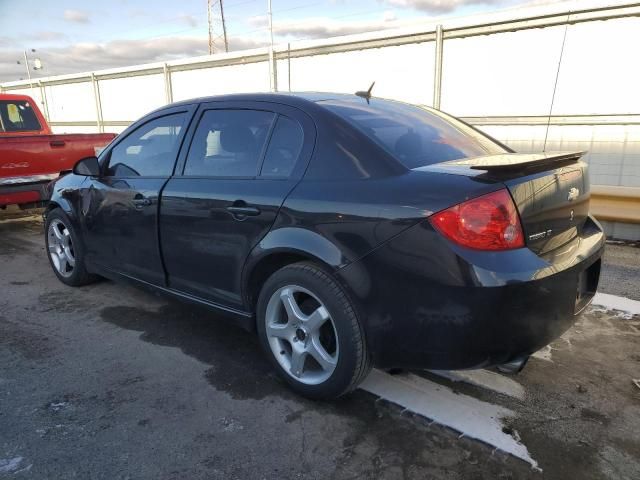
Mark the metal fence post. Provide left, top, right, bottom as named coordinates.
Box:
left=287, top=43, right=291, bottom=92
left=91, top=73, right=104, bottom=133
left=433, top=24, right=444, bottom=109
left=38, top=80, right=50, bottom=122
left=163, top=63, right=173, bottom=104
left=269, top=47, right=278, bottom=92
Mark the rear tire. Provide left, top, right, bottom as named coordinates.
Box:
left=45, top=208, right=97, bottom=287
left=256, top=262, right=371, bottom=399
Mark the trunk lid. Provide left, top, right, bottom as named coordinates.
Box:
left=419, top=151, right=590, bottom=254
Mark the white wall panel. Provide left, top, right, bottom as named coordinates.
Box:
left=50, top=125, right=100, bottom=134
left=44, top=82, right=96, bottom=122
left=50, top=124, right=128, bottom=135
left=288, top=43, right=435, bottom=106
left=171, top=62, right=271, bottom=102
left=276, top=58, right=291, bottom=92
left=553, top=17, right=640, bottom=115
left=441, top=26, right=566, bottom=116
left=478, top=124, right=640, bottom=188
left=99, top=74, right=166, bottom=121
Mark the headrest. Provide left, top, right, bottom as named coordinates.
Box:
left=394, top=129, right=423, bottom=159
left=220, top=125, right=256, bottom=153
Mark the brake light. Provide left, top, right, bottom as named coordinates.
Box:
left=429, top=189, right=524, bottom=251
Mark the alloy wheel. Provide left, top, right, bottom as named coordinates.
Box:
left=47, top=219, right=75, bottom=278
left=265, top=285, right=339, bottom=385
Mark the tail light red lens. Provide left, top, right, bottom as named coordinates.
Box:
left=429, top=189, right=525, bottom=251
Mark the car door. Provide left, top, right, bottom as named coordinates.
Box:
left=160, top=101, right=315, bottom=310
left=82, top=107, right=194, bottom=285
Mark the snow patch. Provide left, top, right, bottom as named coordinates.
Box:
left=592, top=293, right=640, bottom=317
left=429, top=369, right=526, bottom=400
left=0, top=457, right=23, bottom=473
left=360, top=369, right=539, bottom=469
left=532, top=345, right=553, bottom=362
left=0, top=214, right=41, bottom=224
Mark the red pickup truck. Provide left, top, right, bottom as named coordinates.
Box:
left=0, top=93, right=116, bottom=209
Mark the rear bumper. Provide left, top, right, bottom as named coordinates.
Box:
left=0, top=175, right=56, bottom=206
left=337, top=215, right=606, bottom=370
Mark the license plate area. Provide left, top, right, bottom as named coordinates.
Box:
left=575, top=258, right=601, bottom=314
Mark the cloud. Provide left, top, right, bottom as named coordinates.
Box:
left=178, top=14, right=199, bottom=28
left=63, top=9, right=90, bottom=24
left=385, top=0, right=503, bottom=13
left=0, top=0, right=551, bottom=83
left=0, top=34, right=268, bottom=82
left=0, top=37, right=13, bottom=48
left=28, top=31, right=67, bottom=42
left=247, top=12, right=418, bottom=40
left=383, top=10, right=398, bottom=22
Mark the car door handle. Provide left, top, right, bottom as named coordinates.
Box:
left=49, top=140, right=66, bottom=147
left=133, top=194, right=152, bottom=207
left=226, top=205, right=261, bottom=217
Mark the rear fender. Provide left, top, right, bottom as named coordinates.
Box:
left=242, top=227, right=348, bottom=306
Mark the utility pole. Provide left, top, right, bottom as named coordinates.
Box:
left=268, top=0, right=277, bottom=91
left=19, top=49, right=43, bottom=96
left=22, top=51, right=33, bottom=85
left=208, top=0, right=214, bottom=54
left=208, top=0, right=229, bottom=54
left=220, top=0, right=228, bottom=53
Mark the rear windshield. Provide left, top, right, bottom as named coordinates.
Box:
left=0, top=100, right=42, bottom=133
left=321, top=99, right=507, bottom=168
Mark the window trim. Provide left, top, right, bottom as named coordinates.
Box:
left=101, top=110, right=191, bottom=179
left=180, top=107, right=278, bottom=180
left=257, top=114, right=305, bottom=180
left=0, top=100, right=42, bottom=133
left=172, top=100, right=315, bottom=181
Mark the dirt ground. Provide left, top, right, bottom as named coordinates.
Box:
left=1, top=212, right=639, bottom=479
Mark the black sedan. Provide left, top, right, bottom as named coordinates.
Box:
left=45, top=93, right=605, bottom=398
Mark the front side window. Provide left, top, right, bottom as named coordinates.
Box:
left=321, top=98, right=507, bottom=169
left=0, top=100, right=41, bottom=132
left=185, top=109, right=275, bottom=177
left=106, top=113, right=187, bottom=177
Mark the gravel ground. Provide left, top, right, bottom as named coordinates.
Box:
left=1, top=213, right=639, bottom=479
left=599, top=242, right=640, bottom=301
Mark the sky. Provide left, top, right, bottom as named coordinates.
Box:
left=0, top=0, right=563, bottom=82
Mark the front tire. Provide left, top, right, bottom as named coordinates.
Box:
left=256, top=262, right=371, bottom=399
left=45, top=209, right=97, bottom=287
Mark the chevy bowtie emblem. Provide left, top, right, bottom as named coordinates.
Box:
left=567, top=187, right=580, bottom=201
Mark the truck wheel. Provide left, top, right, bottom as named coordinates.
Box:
left=45, top=209, right=97, bottom=286
left=256, top=262, right=371, bottom=399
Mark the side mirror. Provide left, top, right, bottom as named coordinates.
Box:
left=73, top=156, right=100, bottom=176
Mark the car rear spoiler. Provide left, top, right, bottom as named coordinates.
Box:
left=443, top=151, right=586, bottom=172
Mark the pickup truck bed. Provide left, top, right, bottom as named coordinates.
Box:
left=0, top=93, right=115, bottom=208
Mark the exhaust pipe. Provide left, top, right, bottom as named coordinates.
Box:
left=496, top=355, right=529, bottom=374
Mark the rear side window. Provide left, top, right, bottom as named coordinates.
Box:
left=0, top=100, right=41, bottom=132
left=321, top=99, right=506, bottom=168
left=260, top=116, right=303, bottom=177
left=106, top=113, right=186, bottom=177
left=185, top=109, right=275, bottom=177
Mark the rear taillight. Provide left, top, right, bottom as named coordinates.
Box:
left=429, top=189, right=524, bottom=251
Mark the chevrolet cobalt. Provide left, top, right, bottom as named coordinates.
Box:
left=45, top=93, right=604, bottom=398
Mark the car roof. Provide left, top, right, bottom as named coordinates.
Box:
left=162, top=91, right=377, bottom=111
left=0, top=93, right=35, bottom=102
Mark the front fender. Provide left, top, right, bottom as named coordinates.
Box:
left=45, top=174, right=86, bottom=224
